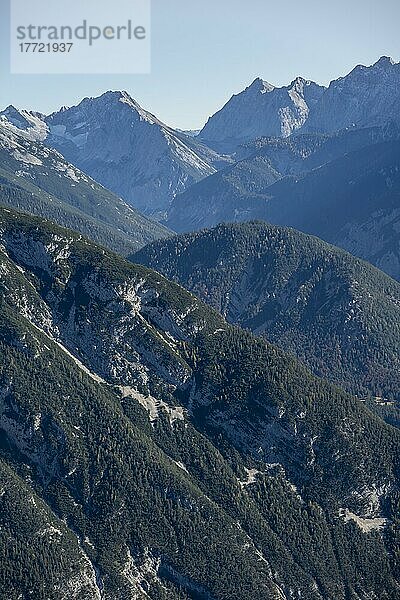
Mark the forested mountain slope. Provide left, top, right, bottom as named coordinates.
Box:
left=134, top=221, right=400, bottom=407
left=1, top=207, right=400, bottom=599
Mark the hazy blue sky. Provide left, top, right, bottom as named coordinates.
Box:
left=1, top=0, right=399, bottom=129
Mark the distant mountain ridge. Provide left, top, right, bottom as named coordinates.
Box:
left=304, top=56, right=400, bottom=134
left=200, top=76, right=325, bottom=151
left=0, top=115, right=170, bottom=254
left=2, top=91, right=225, bottom=219
left=2, top=56, right=398, bottom=223
left=199, top=57, right=400, bottom=151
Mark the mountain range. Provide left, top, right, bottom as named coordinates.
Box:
left=1, top=55, right=400, bottom=599
left=198, top=56, right=400, bottom=151
left=2, top=93, right=226, bottom=220
left=1, top=206, right=400, bottom=599
left=3, top=56, right=399, bottom=226
left=167, top=134, right=400, bottom=281
left=166, top=58, right=400, bottom=283
left=134, top=221, right=400, bottom=414
left=0, top=114, right=169, bottom=255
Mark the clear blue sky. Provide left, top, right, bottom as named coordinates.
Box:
left=1, top=0, right=399, bottom=129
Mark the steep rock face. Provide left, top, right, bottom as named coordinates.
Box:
left=134, top=221, right=400, bottom=407
left=200, top=77, right=325, bottom=151
left=0, top=116, right=170, bottom=255
left=42, top=91, right=216, bottom=218
left=305, top=56, right=400, bottom=134
left=1, top=207, right=400, bottom=599
left=199, top=57, right=399, bottom=152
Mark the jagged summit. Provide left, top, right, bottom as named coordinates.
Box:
left=200, top=57, right=400, bottom=149
left=374, top=55, right=397, bottom=67
left=290, top=75, right=307, bottom=84
left=2, top=104, right=46, bottom=120
left=59, top=89, right=142, bottom=110
left=1, top=105, right=35, bottom=125
left=246, top=75, right=318, bottom=93
left=55, top=89, right=159, bottom=126
left=40, top=90, right=216, bottom=217
left=305, top=56, right=400, bottom=133
left=343, top=56, right=398, bottom=79
left=247, top=76, right=320, bottom=95
left=84, top=89, right=141, bottom=106
left=246, top=77, right=275, bottom=94
left=2, top=104, right=20, bottom=114
left=0, top=105, right=48, bottom=141
left=200, top=74, right=325, bottom=146
left=289, top=76, right=318, bottom=88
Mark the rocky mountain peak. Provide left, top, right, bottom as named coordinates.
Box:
left=37, top=90, right=216, bottom=217
left=247, top=77, right=275, bottom=94
left=200, top=75, right=324, bottom=147
left=1, top=105, right=36, bottom=129
left=305, top=56, right=400, bottom=133
left=373, top=55, right=397, bottom=68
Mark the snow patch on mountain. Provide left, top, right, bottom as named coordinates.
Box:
left=1, top=105, right=48, bottom=141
